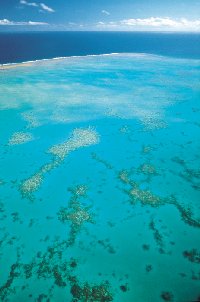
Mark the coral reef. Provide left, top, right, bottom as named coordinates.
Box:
left=59, top=206, right=93, bottom=227
left=129, top=186, right=163, bottom=207
left=20, top=172, right=43, bottom=197
left=161, top=291, right=174, bottom=301
left=137, top=163, right=158, bottom=176
left=183, top=249, right=200, bottom=264
left=58, top=184, right=95, bottom=245
left=171, top=156, right=200, bottom=191
left=68, top=185, right=88, bottom=198
left=119, top=125, right=130, bottom=134
left=48, top=128, right=100, bottom=160
left=91, top=152, right=113, bottom=170
left=142, top=117, right=167, bottom=131
left=70, top=280, right=113, bottom=301
left=20, top=128, right=100, bottom=199
left=8, top=132, right=34, bottom=145
left=0, top=237, right=113, bottom=302
left=168, top=196, right=200, bottom=229
left=119, top=284, right=128, bottom=292
left=118, top=170, right=164, bottom=207
left=98, top=239, right=116, bottom=254
left=21, top=111, right=41, bottom=128
left=118, top=169, right=200, bottom=228
left=145, top=265, right=153, bottom=273
left=149, top=219, right=165, bottom=254
left=142, top=145, right=153, bottom=154
left=142, top=244, right=150, bottom=251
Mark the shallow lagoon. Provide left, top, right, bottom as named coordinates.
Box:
left=0, top=53, right=200, bottom=301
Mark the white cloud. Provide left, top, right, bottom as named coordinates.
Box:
left=20, top=1, right=55, bottom=13
left=0, top=19, right=11, bottom=25
left=101, top=10, right=110, bottom=16
left=96, top=17, right=200, bottom=31
left=28, top=21, right=48, bottom=25
left=0, top=19, right=48, bottom=25
left=20, top=0, right=38, bottom=7
left=120, top=17, right=200, bottom=28
left=40, top=3, right=55, bottom=13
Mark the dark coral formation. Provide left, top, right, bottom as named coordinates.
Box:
left=145, top=265, right=153, bottom=273
left=142, top=244, right=150, bottom=251
left=183, top=249, right=200, bottom=264
left=137, top=163, right=158, bottom=176
left=0, top=237, right=113, bottom=301
left=191, top=270, right=200, bottom=281
left=98, top=239, right=116, bottom=254
left=91, top=152, right=113, bottom=170
left=70, top=279, right=113, bottom=301
left=118, top=169, right=200, bottom=228
left=171, top=156, right=200, bottom=191
left=118, top=170, right=165, bottom=207
left=0, top=183, right=115, bottom=301
left=129, top=186, right=163, bottom=207
left=168, top=196, right=200, bottom=229
left=119, top=284, right=128, bottom=292
left=161, top=291, right=174, bottom=301
left=57, top=185, right=95, bottom=245
left=0, top=263, right=20, bottom=301
left=142, top=145, right=153, bottom=154
left=149, top=219, right=165, bottom=254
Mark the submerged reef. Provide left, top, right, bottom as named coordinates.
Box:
left=119, top=170, right=163, bottom=207
left=91, top=152, right=113, bottom=170
left=129, top=186, right=163, bottom=207
left=118, top=169, right=200, bottom=228
left=20, top=128, right=100, bottom=199
left=137, top=161, right=159, bottom=183
left=169, top=197, right=200, bottom=228
left=142, top=145, right=153, bottom=154
left=145, top=265, right=153, bottom=273
left=161, top=291, right=174, bottom=301
left=20, top=172, right=43, bottom=198
left=183, top=249, right=200, bottom=264
left=171, top=156, right=200, bottom=191
left=21, top=111, right=41, bottom=128
left=0, top=236, right=113, bottom=301
left=137, top=163, right=158, bottom=176
left=58, top=204, right=93, bottom=228
left=68, top=184, right=88, bottom=198
left=70, top=280, right=113, bottom=301
left=48, top=128, right=100, bottom=161
left=98, top=239, right=116, bottom=254
left=149, top=219, right=165, bottom=254
left=58, top=185, right=95, bottom=245
left=142, top=117, right=167, bottom=131
left=8, top=131, right=34, bottom=146
left=119, top=125, right=130, bottom=134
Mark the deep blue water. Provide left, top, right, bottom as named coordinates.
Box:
left=0, top=31, right=200, bottom=64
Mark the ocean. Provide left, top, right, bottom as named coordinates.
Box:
left=0, top=31, right=200, bottom=64
left=0, top=32, right=200, bottom=301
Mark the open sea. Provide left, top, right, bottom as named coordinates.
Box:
left=0, top=32, right=200, bottom=301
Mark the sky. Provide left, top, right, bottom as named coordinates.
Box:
left=0, top=0, right=200, bottom=31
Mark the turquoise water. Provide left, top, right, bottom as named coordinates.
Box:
left=0, top=53, right=200, bottom=301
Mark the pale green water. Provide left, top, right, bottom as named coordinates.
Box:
left=0, top=54, right=200, bottom=301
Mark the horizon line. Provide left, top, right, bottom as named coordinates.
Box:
left=0, top=30, right=200, bottom=34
